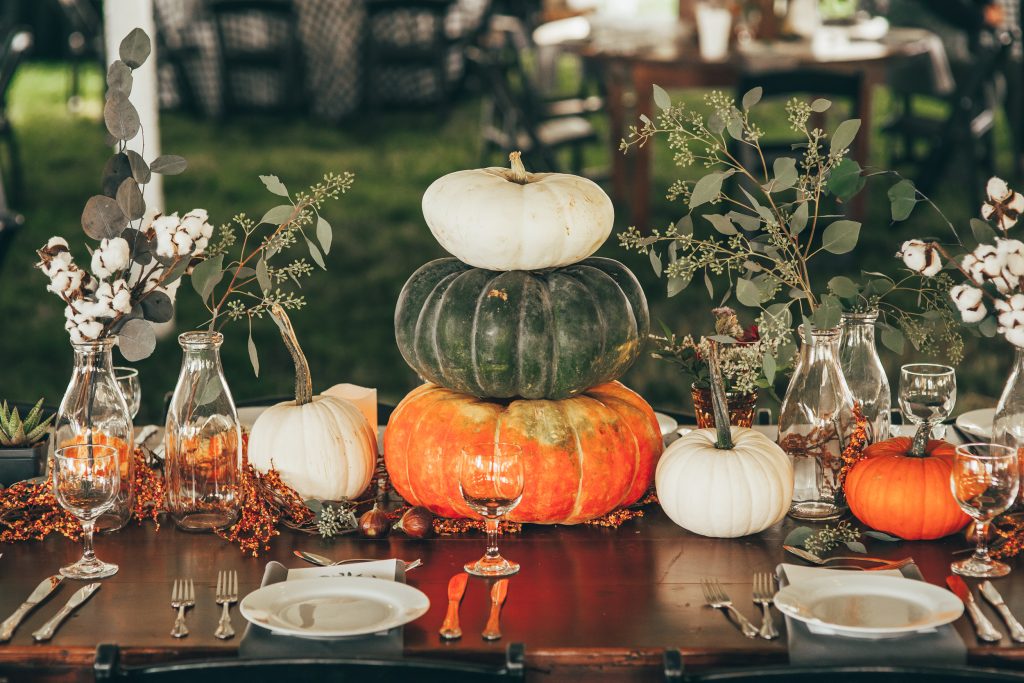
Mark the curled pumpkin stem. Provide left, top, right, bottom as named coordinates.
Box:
left=270, top=303, right=313, bottom=406
left=708, top=339, right=735, bottom=450
left=508, top=151, right=529, bottom=185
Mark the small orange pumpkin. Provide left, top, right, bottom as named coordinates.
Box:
left=845, top=436, right=970, bottom=540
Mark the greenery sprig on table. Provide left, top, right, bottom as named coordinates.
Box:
left=785, top=521, right=900, bottom=558
left=192, top=171, right=355, bottom=375
left=619, top=87, right=963, bottom=380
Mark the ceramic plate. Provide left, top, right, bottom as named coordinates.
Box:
left=956, top=408, right=994, bottom=441
left=774, top=574, right=963, bottom=639
left=655, top=412, right=679, bottom=437
left=239, top=577, right=429, bottom=638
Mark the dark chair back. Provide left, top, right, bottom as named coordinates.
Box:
left=0, top=27, right=32, bottom=120
left=0, top=209, right=25, bottom=274
left=209, top=0, right=306, bottom=117
left=94, top=643, right=526, bottom=682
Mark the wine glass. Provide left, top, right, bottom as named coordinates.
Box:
left=113, top=366, right=140, bottom=419
left=459, top=442, right=524, bottom=577
left=52, top=444, right=121, bottom=579
left=950, top=443, right=1019, bottom=578
left=899, top=364, right=956, bottom=454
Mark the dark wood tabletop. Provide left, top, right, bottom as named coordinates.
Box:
left=2, top=502, right=1024, bottom=682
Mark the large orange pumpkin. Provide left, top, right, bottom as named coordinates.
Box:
left=384, top=381, right=663, bottom=524
left=844, top=436, right=970, bottom=540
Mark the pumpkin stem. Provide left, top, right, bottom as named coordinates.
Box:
left=708, top=339, right=735, bottom=450
left=270, top=303, right=313, bottom=406
left=909, top=423, right=930, bottom=457
left=508, top=151, right=529, bottom=184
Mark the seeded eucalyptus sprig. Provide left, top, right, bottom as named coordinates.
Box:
left=192, top=172, right=355, bottom=375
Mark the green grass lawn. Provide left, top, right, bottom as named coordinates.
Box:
left=0, top=61, right=1012, bottom=423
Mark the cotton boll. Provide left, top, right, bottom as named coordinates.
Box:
left=900, top=239, right=942, bottom=277
left=950, top=284, right=987, bottom=323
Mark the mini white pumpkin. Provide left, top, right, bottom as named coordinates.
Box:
left=247, top=305, right=376, bottom=500
left=656, top=427, right=793, bottom=538
left=421, top=151, right=614, bottom=271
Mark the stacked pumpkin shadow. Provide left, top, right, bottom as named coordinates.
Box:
left=384, top=153, right=665, bottom=524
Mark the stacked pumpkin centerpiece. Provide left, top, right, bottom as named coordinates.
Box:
left=384, top=153, right=664, bottom=524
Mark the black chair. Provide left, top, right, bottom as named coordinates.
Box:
left=209, top=0, right=306, bottom=117
left=663, top=649, right=1024, bottom=682
left=0, top=27, right=32, bottom=206
left=0, top=209, right=25, bottom=276
left=153, top=0, right=204, bottom=116
left=883, top=29, right=1015, bottom=206
left=54, top=0, right=103, bottom=111
left=94, top=643, right=526, bottom=682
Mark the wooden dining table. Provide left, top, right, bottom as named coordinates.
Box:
left=2, top=495, right=1024, bottom=682
left=558, top=24, right=946, bottom=230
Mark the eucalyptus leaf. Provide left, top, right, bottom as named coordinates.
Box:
left=256, top=256, right=271, bottom=293
left=106, top=60, right=132, bottom=96
left=119, top=28, right=151, bottom=69
left=762, top=352, right=776, bottom=384
left=191, top=254, right=225, bottom=302
left=766, top=157, right=798, bottom=192
left=812, top=295, right=842, bottom=330
left=726, top=117, right=744, bottom=141
left=101, top=153, right=132, bottom=198
left=704, top=272, right=714, bottom=298
left=149, top=155, right=188, bottom=175
left=125, top=150, right=150, bottom=184
left=784, top=526, right=814, bottom=548
left=316, top=215, right=332, bottom=254
left=259, top=174, right=289, bottom=197
left=980, top=316, right=998, bottom=337
left=689, top=172, right=727, bottom=209
left=821, top=219, right=860, bottom=254
left=736, top=278, right=763, bottom=307
left=234, top=266, right=256, bottom=279
left=260, top=204, right=294, bottom=225
left=103, top=91, right=141, bottom=141
left=830, top=118, right=861, bottom=154
left=667, top=273, right=690, bottom=297
left=881, top=325, right=906, bottom=354
left=653, top=84, right=671, bottom=110
left=705, top=213, right=737, bottom=235
left=728, top=210, right=761, bottom=231
left=888, top=179, right=918, bottom=221
left=306, top=237, right=326, bottom=269
left=82, top=195, right=128, bottom=239
left=248, top=331, right=260, bottom=377
left=971, top=217, right=997, bottom=244
left=742, top=86, right=762, bottom=110
left=196, top=379, right=222, bottom=406
left=828, top=275, right=860, bottom=298
left=140, top=290, right=173, bottom=323
left=649, top=249, right=662, bottom=276
left=676, top=214, right=694, bottom=237
left=863, top=530, right=902, bottom=543
left=827, top=157, right=865, bottom=199
left=707, top=111, right=726, bottom=135
left=810, top=98, right=832, bottom=112
left=116, top=177, right=145, bottom=221
left=162, top=255, right=191, bottom=286
left=789, top=201, right=809, bottom=235
left=117, top=319, right=155, bottom=362
left=845, top=541, right=867, bottom=554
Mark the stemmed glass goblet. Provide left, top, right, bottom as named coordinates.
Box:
left=113, top=366, right=140, bottom=420
left=899, top=363, right=956, bottom=456
left=459, top=442, right=524, bottom=577
left=951, top=443, right=1019, bottom=578
left=52, top=444, right=121, bottom=579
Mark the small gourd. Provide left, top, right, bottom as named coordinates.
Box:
left=248, top=305, right=375, bottom=501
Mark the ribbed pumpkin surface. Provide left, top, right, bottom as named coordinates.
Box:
left=383, top=381, right=663, bottom=524
left=394, top=257, right=649, bottom=400
left=845, top=437, right=970, bottom=540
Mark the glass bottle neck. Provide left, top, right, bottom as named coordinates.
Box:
left=841, top=315, right=876, bottom=344
left=800, top=328, right=841, bottom=363
left=71, top=340, right=115, bottom=372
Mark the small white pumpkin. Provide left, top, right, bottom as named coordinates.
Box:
left=247, top=305, right=376, bottom=500
left=421, top=151, right=614, bottom=271
left=656, top=427, right=793, bottom=538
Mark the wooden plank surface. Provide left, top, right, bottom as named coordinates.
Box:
left=1, top=504, right=1024, bottom=681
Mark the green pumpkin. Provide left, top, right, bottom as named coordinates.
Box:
left=395, top=257, right=649, bottom=400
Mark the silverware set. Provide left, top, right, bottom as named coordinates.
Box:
left=947, top=575, right=1024, bottom=643
left=439, top=573, right=509, bottom=641
left=170, top=572, right=238, bottom=640
left=0, top=575, right=101, bottom=643
left=293, top=550, right=423, bottom=572
left=701, top=575, right=778, bottom=640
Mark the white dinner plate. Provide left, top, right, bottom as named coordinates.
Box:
left=956, top=408, right=995, bottom=441
left=239, top=577, right=430, bottom=638
left=655, top=412, right=678, bottom=437
left=774, top=574, right=963, bottom=639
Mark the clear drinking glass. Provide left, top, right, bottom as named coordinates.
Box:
left=52, top=444, right=121, bottom=579
left=951, top=443, right=1019, bottom=578
left=839, top=311, right=891, bottom=443
left=899, top=364, right=956, bottom=456
left=993, top=348, right=1024, bottom=509
left=459, top=442, right=524, bottom=577
left=113, top=367, right=141, bottom=420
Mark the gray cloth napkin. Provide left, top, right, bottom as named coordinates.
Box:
left=238, top=560, right=405, bottom=659
left=776, top=563, right=967, bottom=666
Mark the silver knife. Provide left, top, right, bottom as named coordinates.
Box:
left=0, top=575, right=63, bottom=642
left=31, top=583, right=100, bottom=642
left=293, top=550, right=422, bottom=571
left=981, top=581, right=1024, bottom=643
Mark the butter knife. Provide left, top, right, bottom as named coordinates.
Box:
left=947, top=575, right=1002, bottom=642
left=32, top=583, right=100, bottom=642
left=981, top=581, right=1024, bottom=642
left=439, top=573, right=469, bottom=640
left=482, top=579, right=509, bottom=641
left=0, top=575, right=63, bottom=642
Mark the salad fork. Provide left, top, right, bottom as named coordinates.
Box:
left=752, top=572, right=779, bottom=640
left=170, top=579, right=195, bottom=639
left=214, top=570, right=238, bottom=640
left=701, top=578, right=758, bottom=639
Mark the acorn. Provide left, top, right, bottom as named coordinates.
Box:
left=358, top=503, right=391, bottom=539
left=394, top=506, right=434, bottom=539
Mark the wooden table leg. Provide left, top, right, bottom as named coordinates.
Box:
left=604, top=63, right=629, bottom=204
left=632, top=66, right=654, bottom=231
left=851, top=74, right=874, bottom=222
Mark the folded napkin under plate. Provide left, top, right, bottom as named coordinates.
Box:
left=238, top=559, right=405, bottom=659
left=776, top=563, right=966, bottom=666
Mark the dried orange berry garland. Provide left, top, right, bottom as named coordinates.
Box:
left=216, top=464, right=315, bottom=557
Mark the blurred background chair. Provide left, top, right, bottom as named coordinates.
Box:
left=54, top=0, right=102, bottom=112
left=0, top=26, right=32, bottom=207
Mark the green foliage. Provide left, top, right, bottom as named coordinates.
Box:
left=0, top=399, right=53, bottom=447
left=317, top=501, right=358, bottom=538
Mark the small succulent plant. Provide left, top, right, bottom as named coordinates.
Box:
left=0, top=399, right=54, bottom=448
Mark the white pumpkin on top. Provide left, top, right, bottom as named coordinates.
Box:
left=421, top=151, right=614, bottom=271
left=247, top=305, right=375, bottom=501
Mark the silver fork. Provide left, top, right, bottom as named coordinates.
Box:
left=170, top=579, right=195, bottom=638
left=214, top=570, right=238, bottom=640
left=752, top=573, right=779, bottom=640
left=701, top=578, right=759, bottom=639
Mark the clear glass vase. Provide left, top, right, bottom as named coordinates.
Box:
left=778, top=326, right=856, bottom=521
left=165, top=331, right=243, bottom=532
left=994, top=347, right=1024, bottom=492
left=839, top=311, right=891, bottom=444
left=53, top=338, right=135, bottom=532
